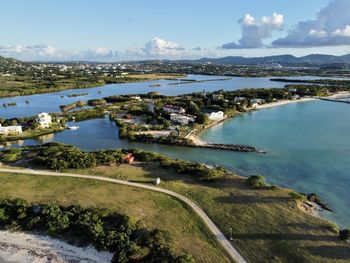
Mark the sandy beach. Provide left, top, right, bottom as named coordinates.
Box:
left=0, top=230, right=113, bottom=263
left=255, top=97, right=316, bottom=110
left=187, top=98, right=316, bottom=146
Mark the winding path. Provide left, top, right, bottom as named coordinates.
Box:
left=0, top=167, right=246, bottom=263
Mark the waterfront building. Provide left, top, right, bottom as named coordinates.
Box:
left=36, top=112, right=52, bottom=128
left=0, top=124, right=23, bottom=136
left=170, top=113, right=195, bottom=125
left=207, top=111, right=225, bottom=120
left=163, top=104, right=186, bottom=114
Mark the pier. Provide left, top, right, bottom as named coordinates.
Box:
left=318, top=97, right=350, bottom=104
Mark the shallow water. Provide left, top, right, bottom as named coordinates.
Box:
left=1, top=75, right=349, bottom=228
left=0, top=75, right=336, bottom=119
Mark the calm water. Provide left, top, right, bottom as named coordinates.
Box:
left=200, top=100, right=350, bottom=227
left=1, top=75, right=349, bottom=227
left=0, top=75, right=336, bottom=119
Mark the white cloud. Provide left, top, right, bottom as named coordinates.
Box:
left=241, top=14, right=255, bottom=26
left=0, top=38, right=210, bottom=61
left=309, top=29, right=328, bottom=38
left=332, top=25, right=350, bottom=37
left=272, top=0, right=350, bottom=47
left=0, top=44, right=62, bottom=60
left=142, top=37, right=185, bottom=57
left=222, top=13, right=284, bottom=49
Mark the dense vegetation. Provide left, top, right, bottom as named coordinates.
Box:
left=0, top=198, right=194, bottom=262
left=0, top=143, right=226, bottom=181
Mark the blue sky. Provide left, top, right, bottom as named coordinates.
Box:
left=1, top=0, right=349, bottom=61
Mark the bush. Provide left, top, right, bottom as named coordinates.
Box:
left=246, top=175, right=266, bottom=188
left=0, top=199, right=192, bottom=262
left=327, top=222, right=339, bottom=233
left=289, top=191, right=307, bottom=201
left=339, top=229, right=350, bottom=241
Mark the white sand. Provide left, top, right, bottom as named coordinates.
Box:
left=255, top=97, right=316, bottom=110
left=0, top=230, right=113, bottom=263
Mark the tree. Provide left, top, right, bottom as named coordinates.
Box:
left=339, top=229, right=350, bottom=241
left=246, top=175, right=266, bottom=187
left=195, top=113, right=208, bottom=124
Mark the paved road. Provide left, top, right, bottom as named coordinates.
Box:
left=0, top=168, right=247, bottom=263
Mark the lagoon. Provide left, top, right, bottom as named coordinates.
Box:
left=8, top=99, right=350, bottom=228
left=1, top=75, right=349, bottom=228
left=0, top=75, right=336, bottom=119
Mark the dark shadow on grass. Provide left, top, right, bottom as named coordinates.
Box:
left=233, top=233, right=337, bottom=242
left=287, top=222, right=330, bottom=231
left=307, top=245, right=350, bottom=260
left=215, top=193, right=290, bottom=204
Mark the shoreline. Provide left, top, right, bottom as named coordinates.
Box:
left=0, top=230, right=112, bottom=263
left=188, top=97, right=317, bottom=146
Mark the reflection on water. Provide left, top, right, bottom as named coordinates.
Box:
left=36, top=133, right=55, bottom=144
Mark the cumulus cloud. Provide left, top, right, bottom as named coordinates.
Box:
left=0, top=38, right=202, bottom=61
left=272, top=0, right=350, bottom=47
left=142, top=37, right=185, bottom=57
left=222, top=13, right=284, bottom=49
left=0, top=44, right=60, bottom=59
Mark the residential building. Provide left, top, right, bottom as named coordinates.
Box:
left=0, top=124, right=22, bottom=136
left=36, top=112, right=52, bottom=128
left=207, top=111, right=224, bottom=120
left=250, top=98, right=265, bottom=104
left=212, top=94, right=224, bottom=100
left=163, top=104, right=186, bottom=114
left=170, top=113, right=195, bottom=125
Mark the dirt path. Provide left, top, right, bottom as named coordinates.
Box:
left=0, top=168, right=246, bottom=263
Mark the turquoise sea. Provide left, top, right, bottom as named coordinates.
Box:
left=1, top=76, right=349, bottom=227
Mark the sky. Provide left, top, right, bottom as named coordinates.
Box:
left=0, top=0, right=350, bottom=61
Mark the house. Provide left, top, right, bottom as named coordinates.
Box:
left=212, top=94, right=224, bottom=100
left=250, top=98, right=265, bottom=105
left=207, top=111, right=224, bottom=120
left=170, top=113, right=195, bottom=125
left=36, top=112, right=52, bottom=128
left=131, top=96, right=142, bottom=101
left=122, top=153, right=134, bottom=164
left=292, top=95, right=301, bottom=100
left=202, top=109, right=225, bottom=120
left=0, top=124, right=22, bottom=136
left=163, top=105, right=186, bottom=114
left=234, top=97, right=246, bottom=102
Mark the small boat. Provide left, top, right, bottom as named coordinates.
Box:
left=67, top=126, right=79, bottom=130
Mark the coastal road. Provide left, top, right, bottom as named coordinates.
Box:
left=0, top=167, right=246, bottom=263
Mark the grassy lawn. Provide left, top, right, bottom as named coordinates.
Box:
left=72, top=163, right=350, bottom=263
left=0, top=172, right=230, bottom=263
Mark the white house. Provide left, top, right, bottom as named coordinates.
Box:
left=170, top=113, right=195, bottom=125
left=163, top=105, right=186, bottom=114
left=0, top=124, right=22, bottom=136
left=207, top=111, right=224, bottom=120
left=250, top=98, right=265, bottom=104
left=36, top=112, right=52, bottom=128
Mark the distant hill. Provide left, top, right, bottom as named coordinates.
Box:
left=188, top=54, right=350, bottom=66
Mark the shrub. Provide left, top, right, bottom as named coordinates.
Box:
left=289, top=191, right=307, bottom=201
left=245, top=175, right=266, bottom=187
left=0, top=199, right=191, bottom=262
left=327, top=222, right=339, bottom=233
left=339, top=229, right=350, bottom=241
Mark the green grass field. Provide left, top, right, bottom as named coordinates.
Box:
left=72, top=163, right=350, bottom=263
left=0, top=172, right=230, bottom=263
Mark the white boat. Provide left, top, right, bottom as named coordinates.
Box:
left=67, top=126, right=79, bottom=130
